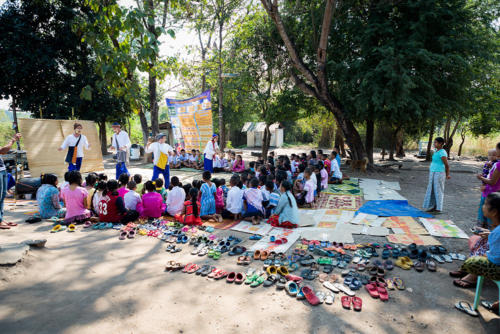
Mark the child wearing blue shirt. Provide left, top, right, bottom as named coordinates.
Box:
left=455, top=192, right=500, bottom=315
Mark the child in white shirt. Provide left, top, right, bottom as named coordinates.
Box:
left=124, top=181, right=142, bottom=211
left=166, top=176, right=185, bottom=215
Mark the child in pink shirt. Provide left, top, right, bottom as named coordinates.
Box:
left=61, top=171, right=91, bottom=224
left=319, top=161, right=328, bottom=190
left=232, top=155, right=245, bottom=172
left=117, top=173, right=130, bottom=198
left=214, top=179, right=225, bottom=214
left=137, top=181, right=166, bottom=218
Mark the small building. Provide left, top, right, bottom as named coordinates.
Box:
left=241, top=122, right=283, bottom=148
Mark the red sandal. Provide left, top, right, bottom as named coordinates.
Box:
left=352, top=296, right=362, bottom=311
left=365, top=283, right=379, bottom=299
left=341, top=296, right=352, bottom=309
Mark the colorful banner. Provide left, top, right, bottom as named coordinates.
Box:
left=166, top=90, right=212, bottom=151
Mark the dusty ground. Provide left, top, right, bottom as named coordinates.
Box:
left=1, top=149, right=499, bottom=334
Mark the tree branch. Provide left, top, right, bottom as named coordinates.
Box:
left=261, top=0, right=318, bottom=89
left=289, top=70, right=319, bottom=100
left=162, top=0, right=169, bottom=28
left=317, top=0, right=336, bottom=91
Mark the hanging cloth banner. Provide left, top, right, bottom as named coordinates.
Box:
left=166, top=90, right=212, bottom=152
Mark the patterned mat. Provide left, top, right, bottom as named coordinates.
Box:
left=324, top=178, right=362, bottom=196
left=314, top=194, right=362, bottom=211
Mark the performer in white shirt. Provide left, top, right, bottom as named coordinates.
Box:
left=203, top=134, right=220, bottom=173
left=109, top=122, right=131, bottom=179
left=145, top=133, right=174, bottom=187
left=58, top=123, right=90, bottom=171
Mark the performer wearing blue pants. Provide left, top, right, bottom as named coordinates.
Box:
left=203, top=134, right=220, bottom=173
left=146, top=133, right=174, bottom=187
left=58, top=123, right=90, bottom=171
left=110, top=122, right=131, bottom=179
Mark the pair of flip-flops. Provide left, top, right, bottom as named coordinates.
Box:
left=0, top=222, right=17, bottom=229
left=341, top=296, right=362, bottom=311
left=166, top=245, right=182, bottom=253
left=119, top=230, right=136, bottom=240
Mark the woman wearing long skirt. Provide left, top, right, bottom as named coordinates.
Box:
left=423, top=137, right=451, bottom=213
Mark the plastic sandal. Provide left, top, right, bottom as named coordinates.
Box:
left=352, top=296, right=362, bottom=311
left=341, top=296, right=352, bottom=309
left=250, top=274, right=265, bottom=288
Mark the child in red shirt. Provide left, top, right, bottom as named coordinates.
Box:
left=98, top=180, right=127, bottom=223
left=176, top=188, right=202, bottom=225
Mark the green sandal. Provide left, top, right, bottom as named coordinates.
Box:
left=245, top=273, right=260, bottom=284
left=207, top=249, right=215, bottom=258
left=213, top=251, right=221, bottom=260
left=317, top=257, right=332, bottom=265
left=250, top=274, right=265, bottom=287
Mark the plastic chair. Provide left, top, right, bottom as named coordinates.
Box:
left=473, top=276, right=500, bottom=315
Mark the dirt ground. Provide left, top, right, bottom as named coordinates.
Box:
left=0, top=149, right=499, bottom=334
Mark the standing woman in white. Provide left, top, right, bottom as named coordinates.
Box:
left=203, top=134, right=220, bottom=173
left=109, top=122, right=131, bottom=179
left=58, top=123, right=90, bottom=171
left=146, top=133, right=174, bottom=187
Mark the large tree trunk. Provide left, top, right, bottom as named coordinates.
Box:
left=201, top=48, right=207, bottom=92
left=425, top=120, right=435, bottom=161
left=458, top=129, right=466, bottom=157
left=334, top=126, right=346, bottom=158
left=261, top=124, right=271, bottom=159
left=365, top=119, right=374, bottom=164
left=217, top=21, right=225, bottom=151
left=261, top=0, right=366, bottom=161
left=395, top=128, right=405, bottom=158
left=138, top=108, right=149, bottom=147
left=148, top=71, right=159, bottom=136
left=98, top=120, right=107, bottom=156
left=444, top=118, right=460, bottom=156
left=318, top=122, right=334, bottom=148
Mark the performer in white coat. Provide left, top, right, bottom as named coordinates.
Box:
left=109, top=122, right=131, bottom=179
left=58, top=123, right=90, bottom=171
left=145, top=133, right=174, bottom=186
left=203, top=134, right=220, bottom=173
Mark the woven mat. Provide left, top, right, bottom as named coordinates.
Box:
left=314, top=194, right=362, bottom=211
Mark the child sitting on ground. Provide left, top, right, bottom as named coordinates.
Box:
left=154, top=178, right=168, bottom=202
left=214, top=178, right=225, bottom=214
left=176, top=188, right=202, bottom=225
left=188, top=149, right=197, bottom=168
left=36, top=173, right=64, bottom=219
left=200, top=171, right=222, bottom=222
left=179, top=149, right=189, bottom=167
left=133, top=174, right=144, bottom=194
left=319, top=160, right=328, bottom=190
left=117, top=173, right=130, bottom=198
left=232, top=154, right=245, bottom=173
left=137, top=181, right=166, bottom=219
left=84, top=173, right=98, bottom=210
left=98, top=180, right=128, bottom=223
left=196, top=150, right=204, bottom=169
left=264, top=180, right=280, bottom=218
left=91, top=181, right=107, bottom=216
left=222, top=175, right=243, bottom=220
left=124, top=180, right=141, bottom=211
left=169, top=151, right=181, bottom=169
left=225, top=152, right=236, bottom=172
left=242, top=177, right=265, bottom=225
left=329, top=151, right=343, bottom=184
left=166, top=176, right=185, bottom=216
left=62, top=171, right=91, bottom=224
left=297, top=168, right=315, bottom=207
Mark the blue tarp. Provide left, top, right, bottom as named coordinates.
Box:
left=357, top=200, right=433, bottom=218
